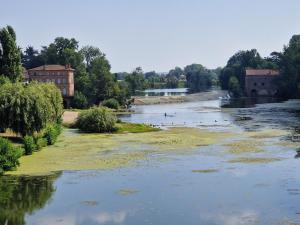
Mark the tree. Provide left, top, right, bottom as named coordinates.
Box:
left=184, top=64, right=213, bottom=92
left=219, top=49, right=277, bottom=94
left=0, top=82, right=63, bottom=137
left=80, top=45, right=102, bottom=68
left=228, top=76, right=242, bottom=97
left=272, top=35, right=300, bottom=98
left=72, top=91, right=89, bottom=109
left=168, top=67, right=183, bottom=78
left=0, top=25, right=22, bottom=81
left=21, top=46, right=44, bottom=69
left=125, top=67, right=147, bottom=94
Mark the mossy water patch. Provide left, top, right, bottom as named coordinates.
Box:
left=224, top=140, right=264, bottom=154
left=115, top=122, right=160, bottom=133
left=192, top=169, right=218, bottom=173
left=118, top=189, right=139, bottom=196
left=7, top=127, right=237, bottom=175
left=245, top=129, right=289, bottom=139
left=228, top=157, right=283, bottom=164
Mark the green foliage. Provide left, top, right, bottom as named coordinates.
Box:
left=115, top=122, right=160, bottom=133
left=44, top=124, right=62, bottom=145
left=0, top=82, right=63, bottom=136
left=271, top=35, right=300, bottom=98
left=23, top=135, right=36, bottom=155
left=184, top=64, right=213, bottom=92
left=76, top=107, right=117, bottom=133
left=72, top=91, right=89, bottom=109
left=35, top=137, right=47, bottom=151
left=125, top=67, right=147, bottom=95
left=219, top=49, right=277, bottom=93
left=22, top=46, right=44, bottom=69
left=102, top=98, right=120, bottom=109
left=0, top=137, right=22, bottom=174
left=228, top=76, right=242, bottom=97
left=0, top=25, right=22, bottom=82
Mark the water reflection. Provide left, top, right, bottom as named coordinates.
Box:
left=295, top=149, right=300, bottom=158
left=221, top=97, right=285, bottom=108
left=0, top=173, right=60, bottom=225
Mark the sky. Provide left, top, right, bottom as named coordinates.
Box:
left=0, top=0, right=299, bottom=72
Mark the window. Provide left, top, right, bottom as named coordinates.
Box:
left=57, top=79, right=61, bottom=84
left=63, top=78, right=66, bottom=84
left=261, top=82, right=265, bottom=86
left=254, top=82, right=257, bottom=86
left=62, top=88, right=67, bottom=95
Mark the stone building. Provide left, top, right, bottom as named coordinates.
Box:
left=27, top=65, right=74, bottom=107
left=245, top=69, right=279, bottom=97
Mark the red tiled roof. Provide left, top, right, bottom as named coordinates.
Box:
left=246, top=69, right=279, bottom=76
left=28, top=65, right=74, bottom=71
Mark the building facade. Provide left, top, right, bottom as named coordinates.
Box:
left=245, top=69, right=279, bottom=97
left=27, top=65, right=74, bottom=106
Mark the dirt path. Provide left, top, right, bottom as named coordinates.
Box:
left=63, top=111, right=78, bottom=124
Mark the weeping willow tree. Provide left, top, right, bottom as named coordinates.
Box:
left=0, top=81, right=63, bottom=136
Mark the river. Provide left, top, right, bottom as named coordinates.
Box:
left=1, top=92, right=300, bottom=225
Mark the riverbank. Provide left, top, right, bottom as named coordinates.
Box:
left=132, top=90, right=227, bottom=105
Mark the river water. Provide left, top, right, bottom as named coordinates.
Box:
left=1, top=95, right=300, bottom=225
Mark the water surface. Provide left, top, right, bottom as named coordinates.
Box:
left=1, top=96, right=300, bottom=225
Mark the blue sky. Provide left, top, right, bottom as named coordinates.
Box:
left=1, top=0, right=299, bottom=72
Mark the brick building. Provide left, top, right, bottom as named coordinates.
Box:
left=27, top=65, right=74, bottom=107
left=245, top=69, right=279, bottom=97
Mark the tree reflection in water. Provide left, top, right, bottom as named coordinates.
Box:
left=0, top=172, right=61, bottom=225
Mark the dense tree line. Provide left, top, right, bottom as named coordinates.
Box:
left=219, top=35, right=300, bottom=98
left=22, top=39, right=130, bottom=108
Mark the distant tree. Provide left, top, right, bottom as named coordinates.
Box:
left=22, top=46, right=44, bottom=69
left=0, top=25, right=22, bottom=81
left=219, top=49, right=276, bottom=94
left=271, top=35, right=300, bottom=98
left=168, top=67, right=183, bottom=79
left=79, top=45, right=102, bottom=68
left=125, top=67, right=147, bottom=94
left=72, top=91, right=89, bottom=109
left=184, top=64, right=213, bottom=92
left=166, top=76, right=179, bottom=88
left=228, top=76, right=242, bottom=97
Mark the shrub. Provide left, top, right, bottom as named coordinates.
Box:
left=0, top=137, right=22, bottom=174
left=35, top=137, right=48, bottom=150
left=76, top=107, right=117, bottom=133
left=44, top=124, right=61, bottom=145
left=23, top=135, right=36, bottom=155
left=102, top=98, right=120, bottom=110
left=72, top=91, right=89, bottom=109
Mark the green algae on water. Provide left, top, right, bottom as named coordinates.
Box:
left=192, top=169, right=219, bottom=173
left=228, top=157, right=283, bottom=164
left=224, top=140, right=264, bottom=154
left=118, top=189, right=139, bottom=196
